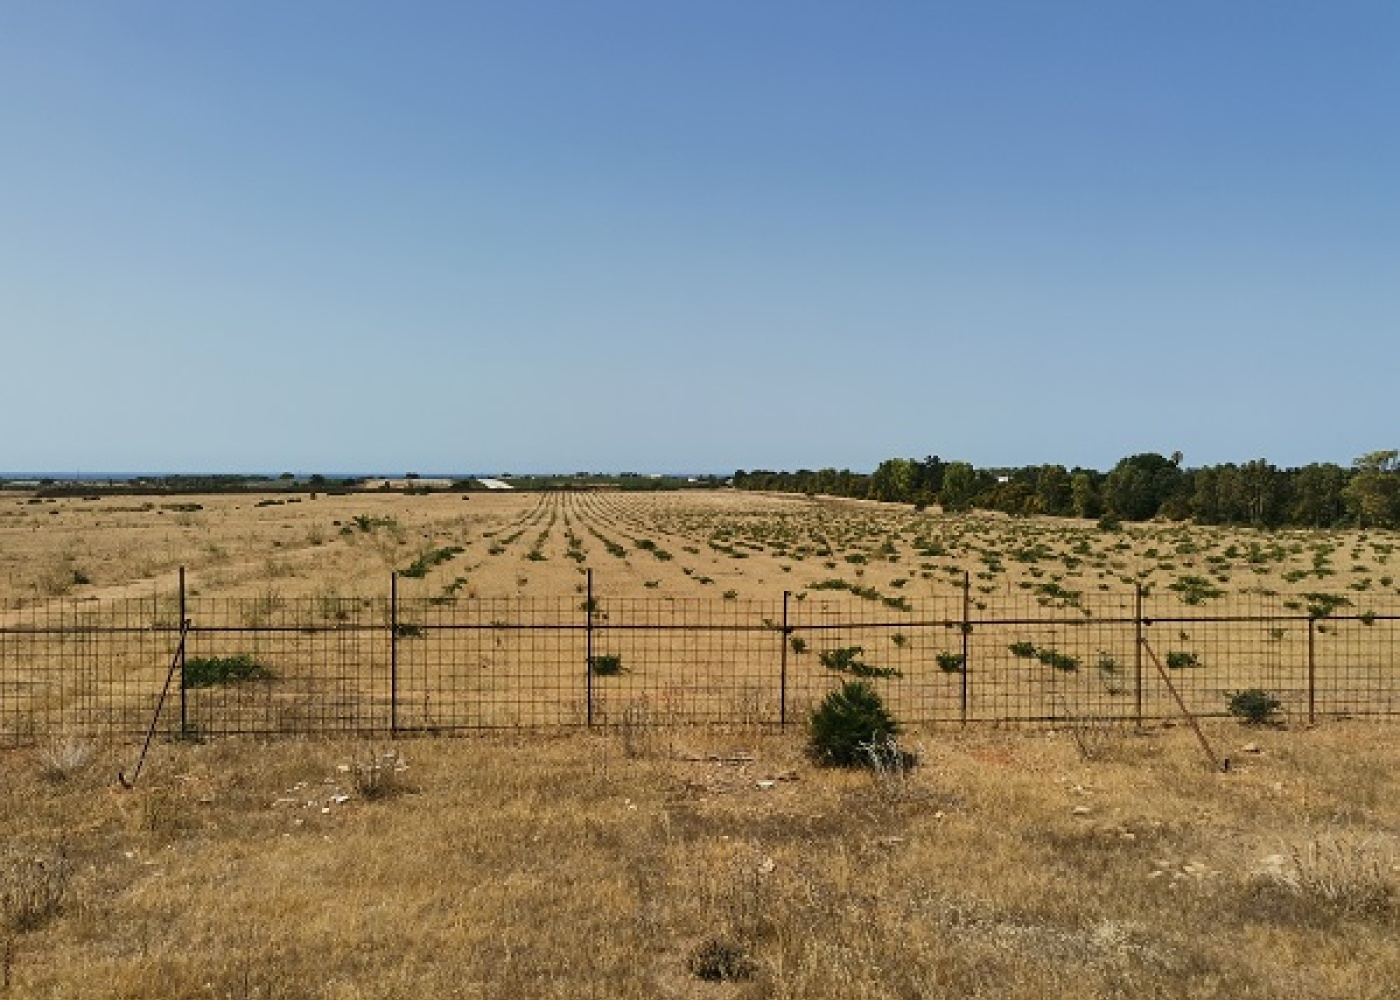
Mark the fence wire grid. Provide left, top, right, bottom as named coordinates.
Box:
left=2, top=573, right=1397, bottom=746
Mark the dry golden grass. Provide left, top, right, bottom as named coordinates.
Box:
left=0, top=720, right=1397, bottom=998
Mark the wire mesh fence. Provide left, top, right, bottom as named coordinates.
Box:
left=1, top=572, right=1396, bottom=746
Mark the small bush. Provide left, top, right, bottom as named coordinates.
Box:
left=687, top=936, right=755, bottom=982
left=1, top=846, right=71, bottom=932
left=183, top=654, right=273, bottom=689
left=935, top=651, right=966, bottom=673
left=350, top=748, right=405, bottom=800
left=808, top=680, right=899, bottom=767
left=1008, top=641, right=1038, bottom=659
left=1229, top=688, right=1282, bottom=725
left=1168, top=574, right=1224, bottom=605
left=1165, top=651, right=1200, bottom=670
left=818, top=646, right=900, bottom=679
left=590, top=653, right=624, bottom=676
left=1035, top=647, right=1080, bottom=672
left=1303, top=592, right=1352, bottom=619
left=400, top=545, right=465, bottom=578
left=1097, top=654, right=1125, bottom=694
left=789, top=636, right=808, bottom=655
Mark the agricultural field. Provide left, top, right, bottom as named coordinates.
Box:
left=2, top=489, right=1398, bottom=740
left=5, top=487, right=1400, bottom=611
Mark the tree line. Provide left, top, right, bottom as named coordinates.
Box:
left=733, top=450, right=1400, bottom=529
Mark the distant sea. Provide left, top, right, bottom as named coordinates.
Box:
left=0, top=472, right=475, bottom=480
left=1, top=471, right=722, bottom=481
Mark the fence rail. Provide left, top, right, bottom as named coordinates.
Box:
left=2, top=571, right=1397, bottom=746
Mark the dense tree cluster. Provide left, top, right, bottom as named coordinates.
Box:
left=734, top=450, right=1400, bottom=529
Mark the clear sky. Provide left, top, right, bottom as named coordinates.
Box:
left=3, top=2, right=1396, bottom=475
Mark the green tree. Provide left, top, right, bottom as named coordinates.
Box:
left=1189, top=466, right=1223, bottom=524
left=867, top=458, right=917, bottom=503
left=1034, top=464, right=1073, bottom=516
left=1290, top=463, right=1349, bottom=527
left=1070, top=470, right=1102, bottom=519
left=1344, top=450, right=1400, bottom=528
left=939, top=462, right=978, bottom=512
left=1103, top=453, right=1184, bottom=521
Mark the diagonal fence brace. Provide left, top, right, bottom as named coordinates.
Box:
left=1140, top=638, right=1229, bottom=773
left=118, top=617, right=192, bottom=789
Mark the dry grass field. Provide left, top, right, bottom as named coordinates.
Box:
left=3, top=721, right=1398, bottom=998
left=2, top=488, right=1398, bottom=996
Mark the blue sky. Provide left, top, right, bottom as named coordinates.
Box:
left=3, top=2, right=1396, bottom=475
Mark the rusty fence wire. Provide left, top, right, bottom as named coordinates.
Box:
left=1, top=572, right=1397, bottom=746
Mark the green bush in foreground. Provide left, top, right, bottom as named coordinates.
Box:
left=183, top=654, right=273, bottom=689
left=808, top=680, right=899, bottom=767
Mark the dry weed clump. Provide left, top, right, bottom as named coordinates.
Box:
left=0, top=845, right=71, bottom=933
left=862, top=733, right=923, bottom=802
left=1254, top=831, right=1397, bottom=919
left=36, top=734, right=95, bottom=782
left=349, top=747, right=406, bottom=799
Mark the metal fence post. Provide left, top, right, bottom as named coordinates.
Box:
left=390, top=572, right=399, bottom=735
left=178, top=566, right=188, bottom=737
left=960, top=571, right=971, bottom=726
left=780, top=590, right=790, bottom=727
left=1307, top=616, right=1317, bottom=725
left=1135, top=585, right=1145, bottom=728
left=586, top=569, right=595, bottom=727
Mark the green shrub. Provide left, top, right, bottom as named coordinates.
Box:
left=1303, top=592, right=1352, bottom=619
left=1228, top=688, right=1282, bottom=725
left=935, top=651, right=966, bottom=673
left=1008, top=641, right=1038, bottom=659
left=1035, top=647, right=1080, bottom=672
left=400, top=546, right=464, bottom=578
left=1168, top=574, right=1224, bottom=605
left=590, top=653, right=624, bottom=676
left=808, top=680, right=899, bottom=767
left=1165, top=651, right=1200, bottom=669
left=183, top=654, right=273, bottom=689
left=818, top=646, right=901, bottom=679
